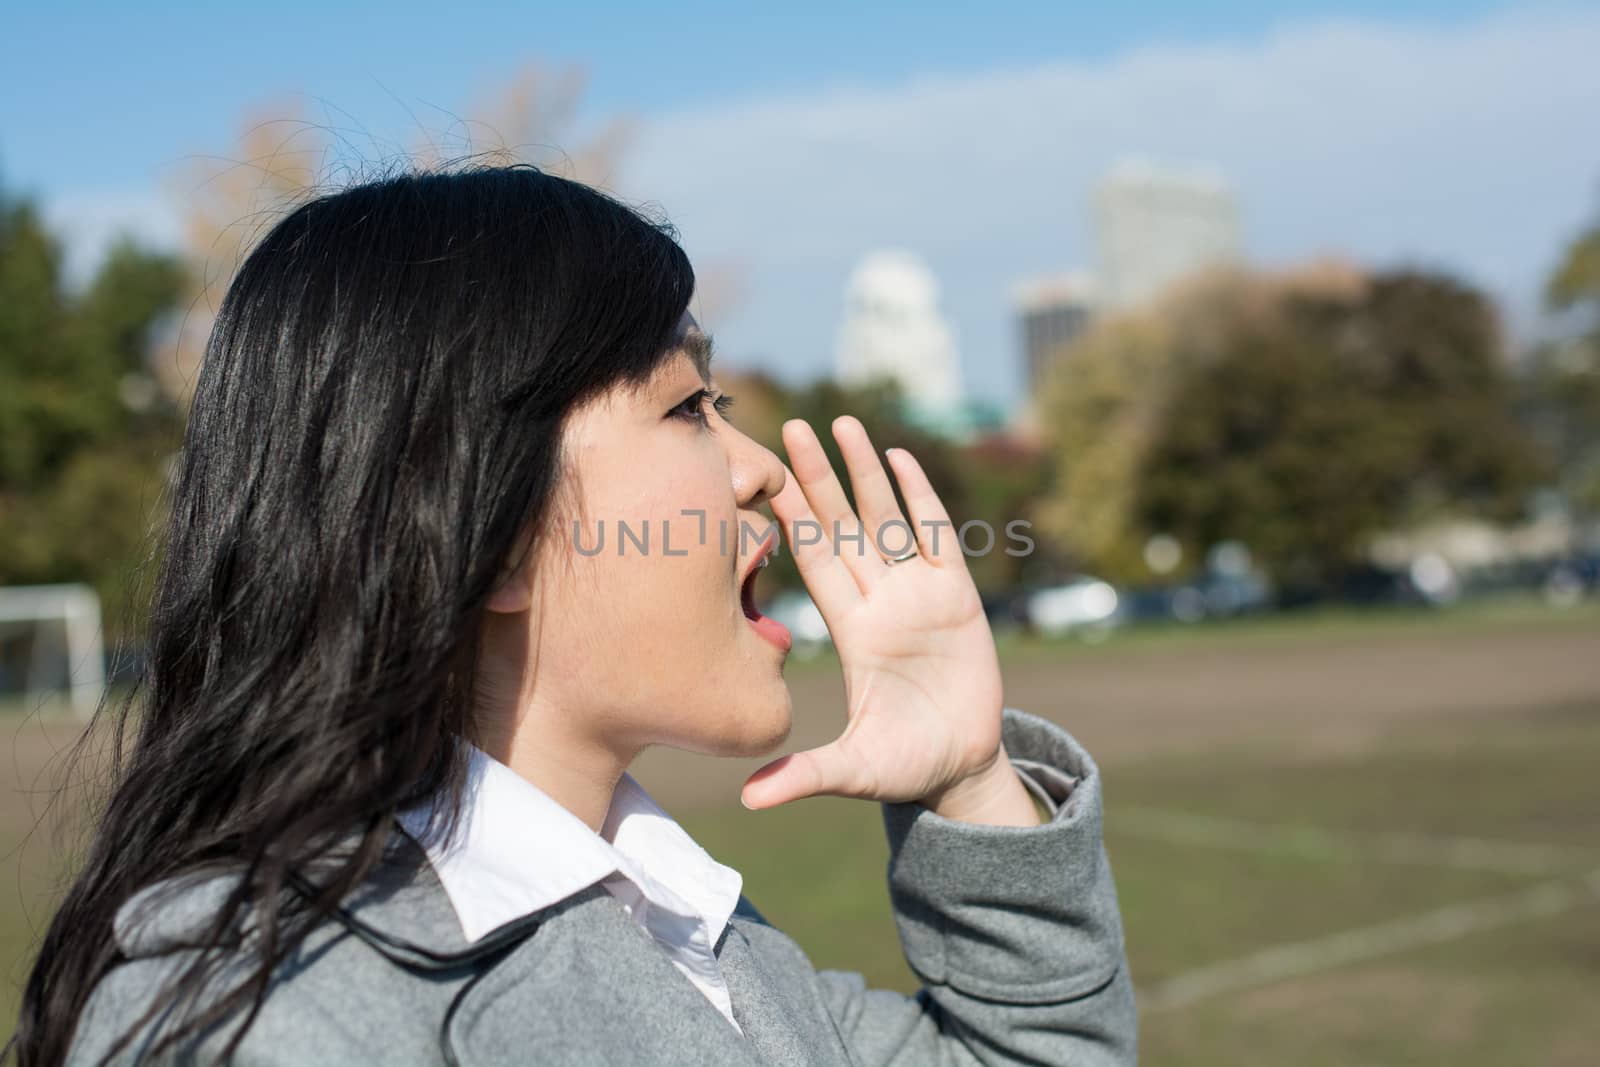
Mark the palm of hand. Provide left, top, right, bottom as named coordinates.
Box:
left=740, top=416, right=1007, bottom=810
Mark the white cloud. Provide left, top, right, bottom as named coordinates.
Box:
left=626, top=5, right=1600, bottom=407
left=42, top=190, right=183, bottom=289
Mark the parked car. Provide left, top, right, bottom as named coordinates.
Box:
left=1023, top=577, right=1122, bottom=639
left=980, top=589, right=1032, bottom=633
left=1111, top=568, right=1274, bottom=625
left=762, top=591, right=832, bottom=656
left=1276, top=562, right=1442, bottom=610
left=1541, top=551, right=1600, bottom=605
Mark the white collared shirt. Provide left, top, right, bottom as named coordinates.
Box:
left=396, top=745, right=747, bottom=1035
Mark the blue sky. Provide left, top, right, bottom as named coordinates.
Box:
left=5, top=1, right=1598, bottom=409
left=4, top=0, right=1520, bottom=186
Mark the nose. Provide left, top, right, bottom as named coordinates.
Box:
left=729, top=425, right=787, bottom=511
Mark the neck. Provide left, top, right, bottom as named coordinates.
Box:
left=480, top=721, right=629, bottom=834
left=472, top=611, right=637, bottom=834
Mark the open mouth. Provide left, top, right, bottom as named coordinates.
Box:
left=739, top=534, right=791, bottom=652
left=741, top=555, right=769, bottom=621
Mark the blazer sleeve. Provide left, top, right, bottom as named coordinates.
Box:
left=813, top=706, right=1138, bottom=1066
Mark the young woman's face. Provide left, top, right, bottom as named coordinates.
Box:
left=484, top=314, right=794, bottom=762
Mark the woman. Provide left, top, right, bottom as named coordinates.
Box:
left=11, top=166, right=1136, bottom=1066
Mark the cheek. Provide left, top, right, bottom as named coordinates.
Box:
left=602, top=454, right=737, bottom=569
left=575, top=463, right=738, bottom=643
left=544, top=432, right=789, bottom=749
left=634, top=471, right=739, bottom=620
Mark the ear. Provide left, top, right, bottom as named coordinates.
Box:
left=485, top=547, right=536, bottom=614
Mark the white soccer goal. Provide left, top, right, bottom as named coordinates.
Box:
left=0, top=583, right=105, bottom=717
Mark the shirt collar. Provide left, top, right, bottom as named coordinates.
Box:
left=396, top=744, right=743, bottom=947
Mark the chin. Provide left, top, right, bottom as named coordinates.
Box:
left=722, top=687, right=794, bottom=758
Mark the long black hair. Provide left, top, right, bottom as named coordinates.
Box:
left=11, top=164, right=697, bottom=1066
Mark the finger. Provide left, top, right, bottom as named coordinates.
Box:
left=740, top=739, right=865, bottom=809
left=832, top=416, right=917, bottom=565
left=781, top=419, right=882, bottom=589
left=884, top=446, right=969, bottom=571
left=769, top=463, right=862, bottom=616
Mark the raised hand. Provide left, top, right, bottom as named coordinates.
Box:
left=740, top=416, right=1039, bottom=827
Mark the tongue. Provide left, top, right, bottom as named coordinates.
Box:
left=747, top=612, right=792, bottom=651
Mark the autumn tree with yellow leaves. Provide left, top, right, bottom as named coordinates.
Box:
left=156, top=64, right=638, bottom=404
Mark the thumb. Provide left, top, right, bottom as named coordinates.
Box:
left=740, top=741, right=861, bottom=810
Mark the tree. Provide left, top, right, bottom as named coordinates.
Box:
left=1522, top=200, right=1600, bottom=514
left=1033, top=306, right=1181, bottom=582
left=0, top=195, right=186, bottom=637
left=1546, top=214, right=1600, bottom=320
left=160, top=64, right=638, bottom=404
left=414, top=64, right=634, bottom=181
left=745, top=377, right=968, bottom=591
left=1035, top=263, right=1543, bottom=596
left=703, top=370, right=1047, bottom=592
left=951, top=433, right=1052, bottom=593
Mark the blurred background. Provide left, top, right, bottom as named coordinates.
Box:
left=3, top=2, right=1599, bottom=1062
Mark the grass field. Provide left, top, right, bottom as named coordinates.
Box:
left=4, top=595, right=1598, bottom=1063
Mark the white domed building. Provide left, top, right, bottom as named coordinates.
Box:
left=834, top=251, right=964, bottom=417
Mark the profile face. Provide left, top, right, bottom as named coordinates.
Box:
left=483, top=312, right=795, bottom=761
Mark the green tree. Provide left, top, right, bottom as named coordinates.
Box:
left=1522, top=201, right=1600, bottom=514
left=1036, top=264, right=1542, bottom=596
left=1546, top=213, right=1600, bottom=318
left=951, top=436, right=1051, bottom=593
left=733, top=377, right=968, bottom=592
left=0, top=194, right=186, bottom=637
left=718, top=369, right=1045, bottom=597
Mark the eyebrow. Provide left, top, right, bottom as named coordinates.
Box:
left=679, top=329, right=715, bottom=385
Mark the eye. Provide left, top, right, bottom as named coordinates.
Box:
left=670, top=389, right=736, bottom=428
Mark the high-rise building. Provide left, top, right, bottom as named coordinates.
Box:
left=1094, top=160, right=1241, bottom=310
left=834, top=250, right=963, bottom=414
left=1013, top=272, right=1097, bottom=400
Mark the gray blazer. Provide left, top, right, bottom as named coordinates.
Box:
left=68, top=708, right=1137, bottom=1065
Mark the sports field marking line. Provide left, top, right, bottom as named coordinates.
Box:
left=1113, top=806, right=1594, bottom=876
left=1137, top=867, right=1600, bottom=1014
